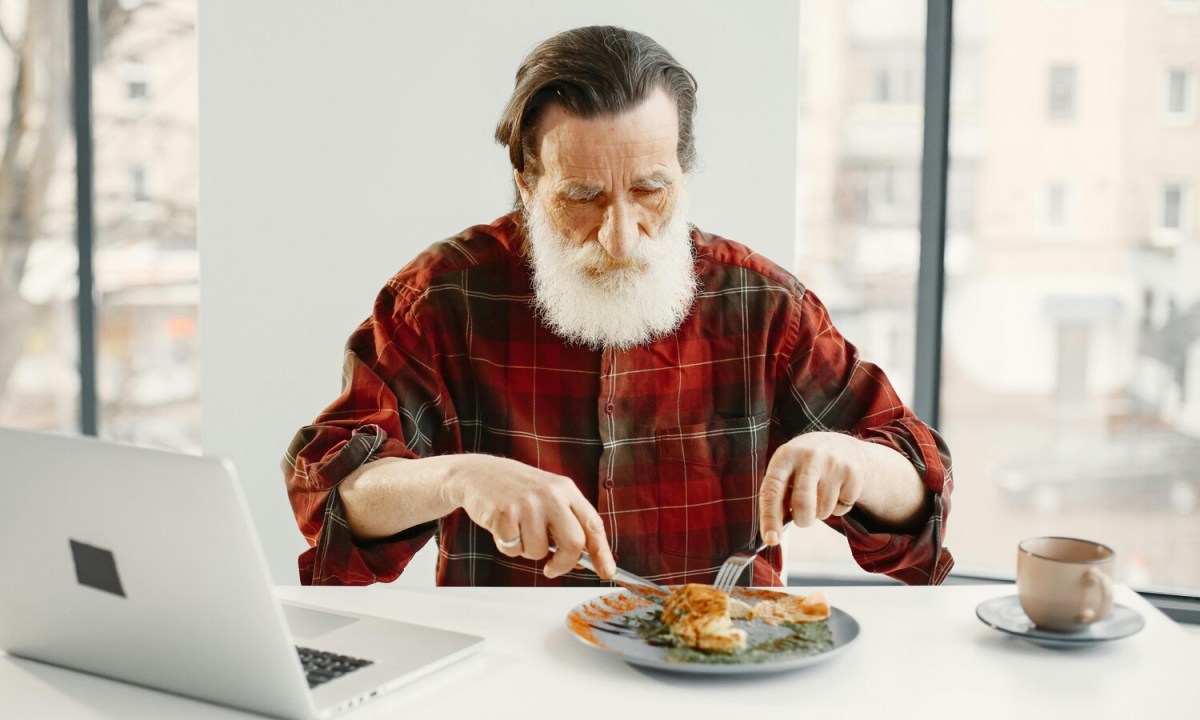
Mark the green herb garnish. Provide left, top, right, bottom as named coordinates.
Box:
left=615, top=609, right=835, bottom=664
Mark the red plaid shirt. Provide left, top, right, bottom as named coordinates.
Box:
left=284, top=213, right=954, bottom=587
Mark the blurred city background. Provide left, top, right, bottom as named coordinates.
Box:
left=791, top=0, right=1199, bottom=590
left=0, top=0, right=1196, bottom=590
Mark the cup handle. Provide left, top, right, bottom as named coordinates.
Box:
left=1077, top=567, right=1113, bottom=623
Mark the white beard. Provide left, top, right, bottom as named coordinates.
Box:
left=523, top=191, right=697, bottom=351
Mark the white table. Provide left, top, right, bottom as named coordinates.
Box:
left=1, top=584, right=1195, bottom=719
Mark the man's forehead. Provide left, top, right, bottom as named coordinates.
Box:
left=534, top=88, right=681, bottom=181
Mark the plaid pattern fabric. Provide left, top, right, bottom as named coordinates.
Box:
left=284, top=213, right=954, bottom=587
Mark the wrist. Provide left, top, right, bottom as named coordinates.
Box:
left=440, top=453, right=494, bottom=509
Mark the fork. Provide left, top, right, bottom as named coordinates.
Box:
left=712, top=522, right=792, bottom=593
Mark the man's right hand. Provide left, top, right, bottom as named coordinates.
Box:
left=340, top=453, right=615, bottom=581
left=448, top=455, right=616, bottom=580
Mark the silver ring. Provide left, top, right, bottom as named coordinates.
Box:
left=496, top=535, right=522, bottom=549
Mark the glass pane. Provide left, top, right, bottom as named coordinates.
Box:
left=1162, top=184, right=1184, bottom=230
left=1048, top=65, right=1077, bottom=120
left=0, top=2, right=80, bottom=433
left=92, top=1, right=200, bottom=452
left=1167, top=68, right=1188, bottom=115
left=944, top=0, right=1200, bottom=591
left=791, top=0, right=927, bottom=571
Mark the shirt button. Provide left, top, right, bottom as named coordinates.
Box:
left=605, top=402, right=614, bottom=415
left=603, top=478, right=614, bottom=489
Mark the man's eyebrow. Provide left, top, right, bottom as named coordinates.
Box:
left=556, top=182, right=603, bottom=200
left=632, top=173, right=673, bottom=190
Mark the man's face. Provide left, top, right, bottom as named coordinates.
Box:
left=518, top=87, right=685, bottom=265
left=518, top=88, right=696, bottom=350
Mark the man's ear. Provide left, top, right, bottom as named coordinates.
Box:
left=514, top=169, right=533, bottom=207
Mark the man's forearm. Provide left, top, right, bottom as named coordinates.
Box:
left=336, top=453, right=618, bottom=579
left=853, top=440, right=932, bottom=531
left=337, top=455, right=467, bottom=540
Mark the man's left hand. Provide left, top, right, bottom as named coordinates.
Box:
left=758, top=431, right=930, bottom=546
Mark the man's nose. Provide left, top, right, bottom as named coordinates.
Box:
left=598, top=202, right=639, bottom=260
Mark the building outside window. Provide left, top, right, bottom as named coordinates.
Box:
left=799, top=0, right=1200, bottom=595
left=0, top=2, right=199, bottom=452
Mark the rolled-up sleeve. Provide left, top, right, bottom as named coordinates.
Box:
left=778, top=289, right=954, bottom=585
left=282, top=283, right=455, bottom=585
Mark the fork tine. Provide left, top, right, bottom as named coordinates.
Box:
left=718, top=561, right=741, bottom=591
left=713, top=554, right=753, bottom=593
left=714, top=560, right=736, bottom=592
left=713, top=521, right=794, bottom=593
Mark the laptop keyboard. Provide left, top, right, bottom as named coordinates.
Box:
left=296, top=646, right=374, bottom=689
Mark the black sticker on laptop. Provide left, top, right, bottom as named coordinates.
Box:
left=69, top=539, right=126, bottom=598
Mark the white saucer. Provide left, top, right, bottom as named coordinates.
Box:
left=975, top=595, right=1144, bottom=648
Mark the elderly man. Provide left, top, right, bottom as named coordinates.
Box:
left=284, top=26, right=953, bottom=587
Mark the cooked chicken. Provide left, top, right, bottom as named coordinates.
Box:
left=728, top=597, right=755, bottom=620
left=661, top=583, right=747, bottom=653
left=751, top=590, right=831, bottom=624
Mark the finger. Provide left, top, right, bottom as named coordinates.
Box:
left=832, top=471, right=862, bottom=517
left=517, top=508, right=551, bottom=561
left=543, top=505, right=587, bottom=579
left=570, top=496, right=615, bottom=579
left=758, top=455, right=794, bottom=546
left=789, top=460, right=822, bottom=528
left=492, top=505, right=524, bottom=557
left=814, top=461, right=845, bottom=520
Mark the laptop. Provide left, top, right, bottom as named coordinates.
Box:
left=0, top=427, right=484, bottom=719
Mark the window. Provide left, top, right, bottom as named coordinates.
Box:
left=1042, top=182, right=1075, bottom=236
left=0, top=2, right=199, bottom=453
left=1045, top=183, right=1067, bottom=230
left=95, top=5, right=200, bottom=452
left=128, top=78, right=148, bottom=100
left=0, top=3, right=81, bottom=434
left=1048, top=65, right=1078, bottom=119
left=943, top=0, right=1200, bottom=593
left=125, top=63, right=150, bottom=102
left=130, top=165, right=150, bottom=203
left=865, top=60, right=920, bottom=105
left=795, top=0, right=928, bottom=569
left=1166, top=68, right=1193, bottom=119
left=1160, top=183, right=1187, bottom=231
left=873, top=67, right=892, bottom=103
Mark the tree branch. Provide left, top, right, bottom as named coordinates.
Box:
left=0, top=17, right=16, bottom=54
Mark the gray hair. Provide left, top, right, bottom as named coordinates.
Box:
left=494, top=26, right=698, bottom=184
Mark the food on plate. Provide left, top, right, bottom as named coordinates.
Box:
left=588, top=584, right=838, bottom=664
left=661, top=583, right=748, bottom=653
left=658, top=584, right=833, bottom=655
left=752, top=590, right=831, bottom=624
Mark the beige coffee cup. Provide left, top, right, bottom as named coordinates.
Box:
left=1017, top=536, right=1114, bottom=633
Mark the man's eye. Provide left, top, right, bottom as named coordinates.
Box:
left=634, top=186, right=664, bottom=196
